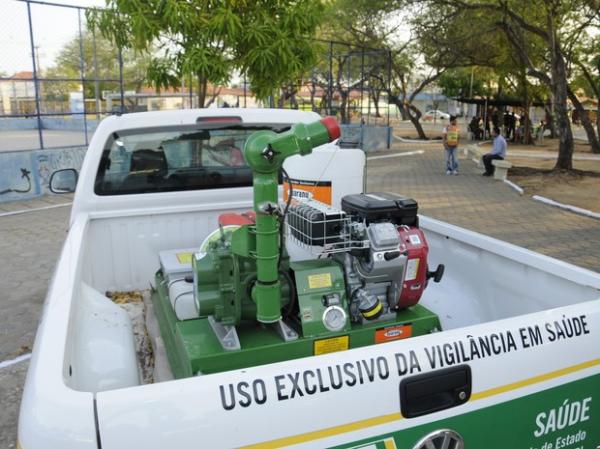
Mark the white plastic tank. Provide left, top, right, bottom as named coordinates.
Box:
left=283, top=143, right=365, bottom=209
left=283, top=143, right=365, bottom=261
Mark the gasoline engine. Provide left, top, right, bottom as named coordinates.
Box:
left=154, top=117, right=444, bottom=378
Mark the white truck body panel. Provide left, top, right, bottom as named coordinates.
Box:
left=18, top=109, right=600, bottom=449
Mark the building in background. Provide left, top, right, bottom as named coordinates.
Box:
left=0, top=71, right=35, bottom=115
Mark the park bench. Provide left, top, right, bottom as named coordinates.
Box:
left=492, top=159, right=512, bottom=180
left=464, top=145, right=484, bottom=168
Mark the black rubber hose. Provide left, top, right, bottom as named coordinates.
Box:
left=278, top=167, right=293, bottom=271
left=280, top=269, right=297, bottom=318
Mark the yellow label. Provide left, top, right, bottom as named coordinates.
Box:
left=176, top=252, right=193, bottom=264
left=308, top=273, right=332, bottom=289
left=314, top=336, right=349, bottom=355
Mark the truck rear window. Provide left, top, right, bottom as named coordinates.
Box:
left=94, top=125, right=281, bottom=195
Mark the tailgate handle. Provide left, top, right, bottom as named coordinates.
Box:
left=399, top=365, right=471, bottom=418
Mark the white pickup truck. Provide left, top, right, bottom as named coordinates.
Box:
left=18, top=109, right=600, bottom=449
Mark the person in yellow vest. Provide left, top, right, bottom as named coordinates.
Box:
left=443, top=115, right=460, bottom=175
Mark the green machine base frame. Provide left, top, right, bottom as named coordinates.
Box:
left=153, top=271, right=441, bottom=378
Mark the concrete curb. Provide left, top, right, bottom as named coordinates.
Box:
left=0, top=202, right=72, bottom=218
left=0, top=353, right=31, bottom=370
left=367, top=150, right=425, bottom=161
left=532, top=195, right=600, bottom=220
left=503, top=179, right=524, bottom=195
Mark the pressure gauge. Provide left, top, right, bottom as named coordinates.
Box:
left=322, top=305, right=347, bottom=332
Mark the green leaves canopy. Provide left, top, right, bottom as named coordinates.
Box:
left=87, top=0, right=324, bottom=100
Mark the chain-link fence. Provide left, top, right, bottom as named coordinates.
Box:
left=0, top=0, right=391, bottom=154
left=0, top=0, right=124, bottom=151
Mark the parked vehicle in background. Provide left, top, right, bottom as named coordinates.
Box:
left=421, top=110, right=451, bottom=121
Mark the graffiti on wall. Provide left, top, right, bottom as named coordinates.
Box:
left=0, top=168, right=32, bottom=195
left=36, top=147, right=85, bottom=192
left=0, top=146, right=86, bottom=203
left=0, top=152, right=39, bottom=202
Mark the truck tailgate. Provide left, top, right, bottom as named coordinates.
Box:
left=96, top=300, right=600, bottom=449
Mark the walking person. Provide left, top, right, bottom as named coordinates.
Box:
left=443, top=115, right=460, bottom=175
left=509, top=112, right=516, bottom=141
left=482, top=127, right=507, bottom=177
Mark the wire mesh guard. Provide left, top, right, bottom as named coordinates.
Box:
left=284, top=199, right=369, bottom=255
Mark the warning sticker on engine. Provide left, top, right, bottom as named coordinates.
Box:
left=308, top=273, right=332, bottom=289
left=176, top=252, right=193, bottom=264
left=314, top=335, right=349, bottom=355
left=284, top=179, right=332, bottom=205
left=409, top=234, right=421, bottom=245
left=405, top=259, right=419, bottom=281
left=375, top=324, right=413, bottom=343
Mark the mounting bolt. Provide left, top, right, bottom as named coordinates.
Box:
left=458, top=391, right=467, bottom=400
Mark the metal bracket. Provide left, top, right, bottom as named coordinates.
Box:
left=273, top=319, right=299, bottom=342
left=261, top=144, right=280, bottom=162
left=208, top=316, right=241, bottom=351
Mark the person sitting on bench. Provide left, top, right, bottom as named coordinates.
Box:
left=482, top=127, right=507, bottom=177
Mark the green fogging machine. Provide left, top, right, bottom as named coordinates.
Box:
left=155, top=117, right=444, bottom=377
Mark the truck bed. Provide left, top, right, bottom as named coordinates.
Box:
left=62, top=207, right=599, bottom=393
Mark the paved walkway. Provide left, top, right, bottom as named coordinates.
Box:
left=367, top=143, right=600, bottom=272
left=0, top=192, right=72, bottom=214
left=0, top=196, right=72, bottom=448
left=0, top=200, right=72, bottom=361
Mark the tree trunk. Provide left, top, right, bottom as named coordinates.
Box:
left=568, top=89, right=600, bottom=153
left=544, top=105, right=556, bottom=138
left=319, top=92, right=328, bottom=114
left=407, top=104, right=427, bottom=139
left=340, top=92, right=349, bottom=124
left=204, top=86, right=220, bottom=108
left=550, top=50, right=574, bottom=169
left=389, top=92, right=427, bottom=139
left=197, top=75, right=208, bottom=108
left=520, top=69, right=533, bottom=145
left=371, top=89, right=381, bottom=118
left=523, top=103, right=532, bottom=145
left=597, top=103, right=600, bottom=140
left=394, top=92, right=409, bottom=120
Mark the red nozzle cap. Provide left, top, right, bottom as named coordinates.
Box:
left=320, top=116, right=341, bottom=141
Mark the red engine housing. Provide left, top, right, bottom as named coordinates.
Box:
left=396, top=226, right=429, bottom=308
left=218, top=211, right=256, bottom=227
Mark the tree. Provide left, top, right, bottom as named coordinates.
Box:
left=87, top=0, right=324, bottom=107
left=568, top=34, right=600, bottom=153
left=438, top=68, right=490, bottom=99
left=309, top=0, right=395, bottom=124
left=43, top=31, right=152, bottom=109
left=412, top=0, right=600, bottom=168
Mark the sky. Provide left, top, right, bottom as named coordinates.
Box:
left=0, top=0, right=413, bottom=79
left=0, top=0, right=106, bottom=76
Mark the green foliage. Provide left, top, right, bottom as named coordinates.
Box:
left=438, top=68, right=487, bottom=98
left=43, top=31, right=152, bottom=101
left=87, top=0, right=324, bottom=102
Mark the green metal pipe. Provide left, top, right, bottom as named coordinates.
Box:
left=243, top=117, right=340, bottom=323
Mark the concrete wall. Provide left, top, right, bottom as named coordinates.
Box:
left=0, top=117, right=99, bottom=132
left=41, top=118, right=99, bottom=133
left=0, top=124, right=391, bottom=203
left=0, top=118, right=39, bottom=130
left=0, top=146, right=86, bottom=203
left=340, top=125, right=391, bottom=152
